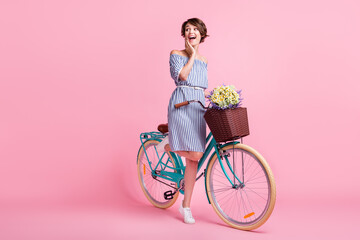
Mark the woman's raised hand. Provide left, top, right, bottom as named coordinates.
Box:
left=185, top=39, right=196, bottom=57
left=179, top=38, right=197, bottom=81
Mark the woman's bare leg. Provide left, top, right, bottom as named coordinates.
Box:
left=164, top=144, right=202, bottom=208
left=183, top=158, right=198, bottom=208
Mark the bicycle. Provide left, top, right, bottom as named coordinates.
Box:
left=137, top=100, right=276, bottom=230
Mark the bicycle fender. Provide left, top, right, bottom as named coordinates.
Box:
left=204, top=141, right=240, bottom=204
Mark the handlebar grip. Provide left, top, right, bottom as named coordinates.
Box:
left=175, top=101, right=189, bottom=108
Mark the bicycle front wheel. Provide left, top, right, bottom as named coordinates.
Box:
left=137, top=140, right=179, bottom=209
left=205, top=143, right=276, bottom=230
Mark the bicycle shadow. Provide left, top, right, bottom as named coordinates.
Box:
left=197, top=213, right=269, bottom=233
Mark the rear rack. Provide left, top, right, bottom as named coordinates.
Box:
left=140, top=131, right=167, bottom=144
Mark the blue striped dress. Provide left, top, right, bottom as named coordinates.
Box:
left=167, top=53, right=208, bottom=152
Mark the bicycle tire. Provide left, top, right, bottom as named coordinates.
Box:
left=137, top=140, right=179, bottom=208
left=205, top=143, right=276, bottom=230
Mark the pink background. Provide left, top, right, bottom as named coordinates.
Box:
left=1, top=0, right=359, bottom=239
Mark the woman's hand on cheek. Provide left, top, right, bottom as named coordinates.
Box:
left=185, top=39, right=196, bottom=57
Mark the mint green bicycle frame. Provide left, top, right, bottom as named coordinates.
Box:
left=138, top=131, right=244, bottom=203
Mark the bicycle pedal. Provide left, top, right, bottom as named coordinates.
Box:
left=164, top=190, right=174, bottom=200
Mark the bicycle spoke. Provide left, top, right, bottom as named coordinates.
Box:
left=244, top=187, right=268, bottom=201
left=216, top=189, right=237, bottom=205
left=246, top=174, right=266, bottom=182
left=245, top=181, right=268, bottom=185
left=246, top=168, right=264, bottom=183
left=213, top=187, right=233, bottom=193
left=239, top=190, right=249, bottom=220
left=233, top=190, right=242, bottom=221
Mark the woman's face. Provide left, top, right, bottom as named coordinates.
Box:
left=184, top=23, right=201, bottom=46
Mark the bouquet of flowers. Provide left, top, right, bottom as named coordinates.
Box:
left=204, top=84, right=249, bottom=142
left=206, top=85, right=243, bottom=109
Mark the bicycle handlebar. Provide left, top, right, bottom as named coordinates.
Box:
left=174, top=100, right=208, bottom=109
left=174, top=101, right=190, bottom=108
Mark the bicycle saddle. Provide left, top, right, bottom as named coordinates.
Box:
left=157, top=123, right=168, bottom=134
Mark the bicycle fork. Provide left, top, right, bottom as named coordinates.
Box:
left=215, top=144, right=245, bottom=188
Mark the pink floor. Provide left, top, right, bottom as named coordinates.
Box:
left=1, top=197, right=358, bottom=240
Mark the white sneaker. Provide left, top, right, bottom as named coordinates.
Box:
left=179, top=202, right=195, bottom=224
left=157, top=136, right=169, bottom=153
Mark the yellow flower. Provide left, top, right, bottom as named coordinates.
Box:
left=209, top=84, right=241, bottom=109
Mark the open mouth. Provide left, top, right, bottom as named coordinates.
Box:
left=189, top=36, right=196, bottom=40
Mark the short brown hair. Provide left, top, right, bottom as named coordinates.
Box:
left=181, top=18, right=209, bottom=43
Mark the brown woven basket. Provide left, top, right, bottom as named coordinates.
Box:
left=204, top=107, right=250, bottom=142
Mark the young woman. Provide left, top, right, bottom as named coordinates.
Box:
left=159, top=18, right=209, bottom=224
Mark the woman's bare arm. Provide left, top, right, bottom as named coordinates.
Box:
left=178, top=54, right=196, bottom=81
left=172, top=39, right=197, bottom=81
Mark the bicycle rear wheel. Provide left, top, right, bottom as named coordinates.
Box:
left=205, top=143, right=276, bottom=230
left=137, top=140, right=179, bottom=208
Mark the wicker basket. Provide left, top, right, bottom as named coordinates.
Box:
left=204, top=107, right=250, bottom=142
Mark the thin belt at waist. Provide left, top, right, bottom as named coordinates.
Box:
left=177, top=85, right=205, bottom=91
